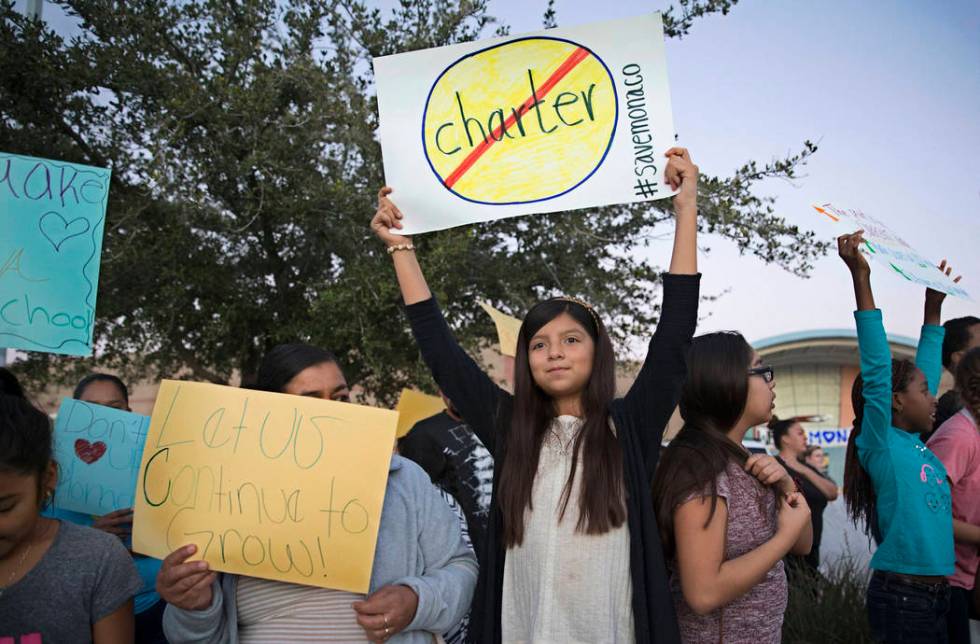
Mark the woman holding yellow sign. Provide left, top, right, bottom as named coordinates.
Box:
left=156, top=344, right=477, bottom=643
left=372, top=148, right=700, bottom=643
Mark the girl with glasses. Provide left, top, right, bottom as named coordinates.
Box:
left=652, top=336, right=812, bottom=643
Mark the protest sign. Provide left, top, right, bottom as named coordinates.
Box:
left=52, top=398, right=150, bottom=515
left=806, top=427, right=851, bottom=448
left=132, top=381, right=397, bottom=592
left=479, top=301, right=522, bottom=357
left=0, top=153, right=110, bottom=355
left=814, top=203, right=970, bottom=299
left=374, top=13, right=677, bottom=234
left=395, top=389, right=446, bottom=438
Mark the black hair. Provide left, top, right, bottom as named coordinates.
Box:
left=843, top=359, right=918, bottom=544
left=653, top=331, right=758, bottom=558
left=768, top=416, right=796, bottom=451
left=499, top=298, right=623, bottom=547
left=73, top=373, right=129, bottom=403
left=0, top=367, right=26, bottom=398
left=255, top=344, right=339, bottom=393
left=955, top=346, right=980, bottom=426
left=0, top=394, right=54, bottom=500
left=942, top=316, right=980, bottom=369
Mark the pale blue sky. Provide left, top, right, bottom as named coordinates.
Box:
left=483, top=0, right=979, bottom=342
left=15, top=0, right=979, bottom=344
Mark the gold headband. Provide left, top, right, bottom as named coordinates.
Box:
left=557, top=296, right=601, bottom=328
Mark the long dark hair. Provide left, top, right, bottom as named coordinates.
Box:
left=498, top=298, right=624, bottom=547
left=843, top=359, right=917, bottom=544
left=255, top=343, right=339, bottom=393
left=955, top=347, right=980, bottom=427
left=0, top=367, right=26, bottom=398
left=0, top=394, right=53, bottom=502
left=652, top=331, right=755, bottom=559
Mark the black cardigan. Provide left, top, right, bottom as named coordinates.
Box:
left=404, top=273, right=700, bottom=644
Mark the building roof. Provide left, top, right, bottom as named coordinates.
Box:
left=753, top=328, right=918, bottom=368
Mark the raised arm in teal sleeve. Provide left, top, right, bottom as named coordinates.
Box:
left=914, top=325, right=945, bottom=396
left=854, top=309, right=892, bottom=452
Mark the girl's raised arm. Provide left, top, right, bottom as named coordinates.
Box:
left=372, top=188, right=510, bottom=452
left=622, top=149, right=701, bottom=465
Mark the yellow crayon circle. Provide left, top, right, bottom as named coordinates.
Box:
left=422, top=37, right=618, bottom=205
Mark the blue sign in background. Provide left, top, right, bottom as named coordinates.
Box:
left=0, top=152, right=110, bottom=355
left=52, top=398, right=150, bottom=515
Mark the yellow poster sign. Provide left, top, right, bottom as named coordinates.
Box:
left=479, top=301, right=522, bottom=357
left=395, top=389, right=446, bottom=438
left=132, top=381, right=397, bottom=593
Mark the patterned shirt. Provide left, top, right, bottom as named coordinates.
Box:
left=669, top=463, right=787, bottom=644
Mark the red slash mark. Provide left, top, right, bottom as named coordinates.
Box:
left=443, top=46, right=591, bottom=190
left=75, top=439, right=107, bottom=464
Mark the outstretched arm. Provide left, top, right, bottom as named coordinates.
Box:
left=372, top=189, right=510, bottom=451
left=372, top=186, right=430, bottom=305
left=622, top=149, right=701, bottom=465
left=919, top=261, right=960, bottom=394
left=840, top=231, right=890, bottom=452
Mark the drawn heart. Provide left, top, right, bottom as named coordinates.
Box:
left=39, top=211, right=90, bottom=252
left=822, top=431, right=837, bottom=444
left=75, top=439, right=107, bottom=464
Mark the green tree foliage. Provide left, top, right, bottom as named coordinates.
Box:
left=0, top=0, right=828, bottom=402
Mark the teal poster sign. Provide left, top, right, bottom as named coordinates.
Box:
left=0, top=152, right=110, bottom=355
left=52, top=398, right=150, bottom=515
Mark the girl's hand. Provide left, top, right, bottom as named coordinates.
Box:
left=353, top=584, right=419, bottom=643
left=156, top=544, right=216, bottom=611
left=924, top=259, right=961, bottom=324
left=777, top=491, right=812, bottom=540
left=371, top=187, right=413, bottom=248
left=92, top=508, right=134, bottom=538
left=837, top=230, right=870, bottom=277
left=745, top=454, right=795, bottom=495
left=665, top=147, right=698, bottom=214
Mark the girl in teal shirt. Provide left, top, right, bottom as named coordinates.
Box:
left=839, top=230, right=956, bottom=643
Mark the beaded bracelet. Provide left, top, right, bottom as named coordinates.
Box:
left=386, top=243, right=416, bottom=254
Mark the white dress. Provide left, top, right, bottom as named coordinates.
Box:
left=501, top=415, right=634, bottom=644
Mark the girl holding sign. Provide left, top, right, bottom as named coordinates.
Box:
left=0, top=393, right=142, bottom=643
left=45, top=373, right=168, bottom=644
left=156, top=344, right=477, bottom=643
left=839, top=230, right=957, bottom=642
left=372, top=148, right=700, bottom=643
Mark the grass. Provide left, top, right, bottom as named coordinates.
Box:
left=782, top=557, right=873, bottom=644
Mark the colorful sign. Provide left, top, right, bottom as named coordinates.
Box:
left=375, top=13, right=677, bottom=234
left=52, top=398, right=150, bottom=515
left=814, top=203, right=970, bottom=299
left=132, top=381, right=397, bottom=592
left=0, top=153, right=110, bottom=355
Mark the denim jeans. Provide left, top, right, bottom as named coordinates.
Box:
left=867, top=570, right=950, bottom=643
left=947, top=585, right=978, bottom=644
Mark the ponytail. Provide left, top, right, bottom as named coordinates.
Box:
left=843, top=359, right=916, bottom=544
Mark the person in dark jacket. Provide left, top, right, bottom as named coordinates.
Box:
left=399, top=391, right=494, bottom=557
left=370, top=147, right=701, bottom=643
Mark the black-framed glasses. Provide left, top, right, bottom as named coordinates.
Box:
left=748, top=365, right=775, bottom=383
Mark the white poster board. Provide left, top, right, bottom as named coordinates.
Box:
left=374, top=13, right=677, bottom=234
left=814, top=203, right=971, bottom=300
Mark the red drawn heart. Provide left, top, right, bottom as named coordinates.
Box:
left=74, top=439, right=107, bottom=464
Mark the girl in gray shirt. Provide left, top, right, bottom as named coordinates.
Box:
left=0, top=394, right=142, bottom=643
